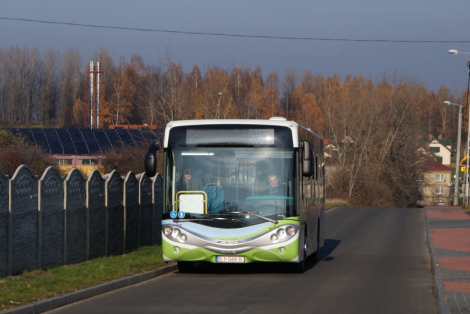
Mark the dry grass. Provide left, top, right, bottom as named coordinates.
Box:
left=326, top=198, right=351, bottom=207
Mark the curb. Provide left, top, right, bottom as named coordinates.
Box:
left=325, top=205, right=338, bottom=211
left=424, top=207, right=451, bottom=314
left=0, top=263, right=179, bottom=314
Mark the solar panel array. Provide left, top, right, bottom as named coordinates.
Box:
left=6, top=128, right=163, bottom=155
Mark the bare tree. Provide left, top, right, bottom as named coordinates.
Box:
left=264, top=71, right=282, bottom=118
left=60, top=49, right=82, bottom=127
left=300, top=70, right=315, bottom=95
left=281, top=67, right=297, bottom=120
left=229, top=65, right=251, bottom=119
left=38, top=49, right=60, bottom=125
left=323, top=74, right=424, bottom=206
left=195, top=66, right=233, bottom=119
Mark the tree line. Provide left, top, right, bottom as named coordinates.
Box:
left=0, top=44, right=467, bottom=206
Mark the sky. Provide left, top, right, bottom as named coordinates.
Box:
left=1, top=0, right=470, bottom=94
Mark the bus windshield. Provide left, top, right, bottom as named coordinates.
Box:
left=166, top=147, right=296, bottom=227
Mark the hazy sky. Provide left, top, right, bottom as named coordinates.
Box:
left=1, top=0, right=470, bottom=94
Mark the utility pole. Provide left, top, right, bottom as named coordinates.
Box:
left=445, top=101, right=462, bottom=205
left=217, top=92, right=222, bottom=119
left=448, top=49, right=470, bottom=207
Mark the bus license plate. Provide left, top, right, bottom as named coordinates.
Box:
left=216, top=256, right=244, bottom=263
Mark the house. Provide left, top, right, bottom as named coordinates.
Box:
left=324, top=139, right=337, bottom=159
left=416, top=160, right=452, bottom=206
left=417, top=135, right=453, bottom=166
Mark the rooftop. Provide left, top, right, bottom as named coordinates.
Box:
left=4, top=128, right=163, bottom=155
left=422, top=160, right=452, bottom=172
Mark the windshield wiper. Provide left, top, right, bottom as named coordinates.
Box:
left=229, top=211, right=278, bottom=224
left=173, top=217, right=231, bottom=222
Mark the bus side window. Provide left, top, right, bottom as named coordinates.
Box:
left=300, top=139, right=313, bottom=206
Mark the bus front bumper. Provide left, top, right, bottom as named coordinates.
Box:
left=162, top=232, right=301, bottom=263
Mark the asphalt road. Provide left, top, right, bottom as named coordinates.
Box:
left=48, top=207, right=437, bottom=314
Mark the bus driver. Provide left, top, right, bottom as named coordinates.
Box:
left=265, top=173, right=286, bottom=196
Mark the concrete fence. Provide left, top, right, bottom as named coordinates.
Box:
left=0, top=165, right=163, bottom=277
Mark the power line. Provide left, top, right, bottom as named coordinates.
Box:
left=1, top=16, right=469, bottom=44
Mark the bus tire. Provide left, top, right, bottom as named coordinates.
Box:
left=293, top=233, right=307, bottom=273
left=177, top=261, right=195, bottom=273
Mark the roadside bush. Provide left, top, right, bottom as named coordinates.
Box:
left=0, top=130, right=54, bottom=177
left=99, top=140, right=163, bottom=176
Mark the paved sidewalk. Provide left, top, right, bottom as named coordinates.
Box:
left=426, top=206, right=470, bottom=314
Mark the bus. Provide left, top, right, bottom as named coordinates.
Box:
left=144, top=117, right=325, bottom=272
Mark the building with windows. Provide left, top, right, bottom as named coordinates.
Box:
left=416, top=160, right=452, bottom=206
left=416, top=135, right=453, bottom=166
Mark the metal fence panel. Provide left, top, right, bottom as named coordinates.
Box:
left=124, top=172, right=139, bottom=253
left=153, top=174, right=163, bottom=245
left=9, top=165, right=38, bottom=275
left=39, top=167, right=64, bottom=269
left=105, top=171, right=124, bottom=256
left=1, top=165, right=166, bottom=277
left=87, top=170, right=106, bottom=259
left=64, top=169, right=87, bottom=264
left=138, top=173, right=153, bottom=247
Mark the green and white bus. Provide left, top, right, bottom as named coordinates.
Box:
left=144, top=117, right=325, bottom=272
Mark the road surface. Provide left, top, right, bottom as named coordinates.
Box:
left=48, top=207, right=437, bottom=314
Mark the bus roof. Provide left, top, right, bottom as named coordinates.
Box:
left=165, top=118, right=298, bottom=128
left=163, top=118, right=322, bottom=148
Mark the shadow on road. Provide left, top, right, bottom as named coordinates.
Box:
left=319, top=239, right=341, bottom=261
left=183, top=262, right=301, bottom=274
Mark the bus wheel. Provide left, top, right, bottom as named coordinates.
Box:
left=177, top=261, right=195, bottom=273
left=293, top=233, right=307, bottom=273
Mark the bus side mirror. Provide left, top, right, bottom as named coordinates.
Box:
left=302, top=140, right=313, bottom=177
left=145, top=138, right=161, bottom=177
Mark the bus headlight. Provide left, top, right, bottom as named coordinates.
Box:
left=172, top=228, right=181, bottom=238
left=164, top=227, right=172, bottom=235
left=277, top=228, right=286, bottom=238
left=179, top=234, right=187, bottom=242
left=286, top=226, right=296, bottom=236
left=270, top=234, right=279, bottom=243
